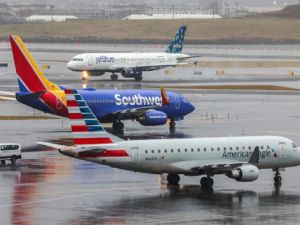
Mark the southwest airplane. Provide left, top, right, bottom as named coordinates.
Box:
left=67, top=26, right=195, bottom=81
left=38, top=89, right=300, bottom=188
left=10, top=35, right=194, bottom=131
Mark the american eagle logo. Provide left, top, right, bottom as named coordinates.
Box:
left=271, top=148, right=278, bottom=158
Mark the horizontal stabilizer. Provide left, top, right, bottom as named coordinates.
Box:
left=36, top=141, right=67, bottom=150
left=18, top=91, right=46, bottom=100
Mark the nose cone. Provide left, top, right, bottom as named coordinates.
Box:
left=67, top=61, right=74, bottom=70
left=186, top=102, right=195, bottom=115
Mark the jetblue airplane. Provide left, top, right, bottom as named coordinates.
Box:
left=38, top=89, right=300, bottom=189
left=67, top=26, right=196, bottom=81
left=10, top=35, right=194, bottom=131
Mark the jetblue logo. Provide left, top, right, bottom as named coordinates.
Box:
left=173, top=43, right=182, bottom=49
left=115, top=94, right=163, bottom=106
left=96, top=56, right=115, bottom=63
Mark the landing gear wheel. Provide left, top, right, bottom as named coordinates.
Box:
left=167, top=173, right=180, bottom=185
left=112, top=121, right=124, bottom=131
left=10, top=156, right=16, bottom=166
left=111, top=74, right=118, bottom=81
left=200, top=176, right=214, bottom=188
left=134, top=75, right=142, bottom=81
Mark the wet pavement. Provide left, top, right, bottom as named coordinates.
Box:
left=1, top=44, right=300, bottom=224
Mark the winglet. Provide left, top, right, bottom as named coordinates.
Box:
left=248, top=146, right=259, bottom=164
left=161, top=87, right=170, bottom=106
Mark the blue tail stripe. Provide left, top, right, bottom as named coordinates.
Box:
left=17, top=78, right=29, bottom=92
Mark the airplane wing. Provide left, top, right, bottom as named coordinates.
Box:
left=171, top=147, right=259, bottom=175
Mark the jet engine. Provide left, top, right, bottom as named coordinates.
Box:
left=226, top=165, right=259, bottom=182
left=137, top=111, right=168, bottom=126
left=121, top=68, right=142, bottom=78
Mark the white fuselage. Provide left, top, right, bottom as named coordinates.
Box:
left=67, top=52, right=189, bottom=72
left=63, top=136, right=300, bottom=175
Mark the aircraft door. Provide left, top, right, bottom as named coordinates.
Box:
left=279, top=142, right=287, bottom=158
left=87, top=55, right=93, bottom=66
left=131, top=147, right=140, bottom=163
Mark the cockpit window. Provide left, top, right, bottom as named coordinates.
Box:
left=292, top=142, right=298, bottom=148
left=182, top=98, right=189, bottom=103
left=73, top=58, right=83, bottom=61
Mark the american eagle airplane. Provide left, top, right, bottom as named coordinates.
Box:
left=10, top=35, right=194, bottom=131
left=38, top=90, right=300, bottom=188
left=67, top=26, right=195, bottom=81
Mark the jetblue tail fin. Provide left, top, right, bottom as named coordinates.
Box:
left=10, top=35, right=60, bottom=93
left=64, top=89, right=114, bottom=146
left=165, top=26, right=187, bottom=53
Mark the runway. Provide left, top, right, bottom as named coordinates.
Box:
left=1, top=43, right=300, bottom=224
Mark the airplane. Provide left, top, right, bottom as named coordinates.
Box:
left=38, top=89, right=300, bottom=189
left=10, top=35, right=195, bottom=131
left=66, top=26, right=196, bottom=81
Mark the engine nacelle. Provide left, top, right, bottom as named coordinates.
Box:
left=138, top=111, right=168, bottom=126
left=121, top=68, right=142, bottom=78
left=227, top=165, right=259, bottom=182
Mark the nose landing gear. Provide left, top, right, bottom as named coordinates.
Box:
left=274, top=168, right=282, bottom=184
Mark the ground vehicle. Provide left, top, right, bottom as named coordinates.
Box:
left=0, top=143, right=21, bottom=165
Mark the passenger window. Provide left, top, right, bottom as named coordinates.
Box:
left=211, top=148, right=214, bottom=151
left=204, top=148, right=207, bottom=152
left=191, top=148, right=194, bottom=152
left=224, top=147, right=226, bottom=151
left=164, top=149, right=167, bottom=153
left=158, top=150, right=161, bottom=153
left=242, top=146, right=245, bottom=150
left=178, top=149, right=180, bottom=153
left=248, top=146, right=251, bottom=150
left=197, top=148, right=200, bottom=152
left=217, top=147, right=220, bottom=151
left=261, top=146, right=264, bottom=149
left=171, top=149, right=174, bottom=153
left=151, top=150, right=154, bottom=153
left=267, top=146, right=270, bottom=149
left=230, top=147, right=233, bottom=151
left=145, top=150, right=148, bottom=154
left=236, top=147, right=239, bottom=150
left=185, top=148, right=187, bottom=152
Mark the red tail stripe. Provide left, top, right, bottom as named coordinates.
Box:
left=69, top=113, right=84, bottom=119
left=65, top=90, right=73, bottom=94
left=67, top=100, right=78, bottom=107
left=71, top=125, right=88, bottom=132
left=74, top=137, right=113, bottom=145
left=79, top=149, right=128, bottom=158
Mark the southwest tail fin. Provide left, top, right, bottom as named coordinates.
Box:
left=64, top=89, right=114, bottom=146
left=9, top=35, right=60, bottom=93
left=165, top=25, right=187, bottom=53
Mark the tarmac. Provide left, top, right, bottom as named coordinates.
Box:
left=1, top=43, right=300, bottom=224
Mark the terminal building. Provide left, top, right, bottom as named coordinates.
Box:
left=123, top=7, right=221, bottom=20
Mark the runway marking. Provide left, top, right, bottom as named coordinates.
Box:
left=0, top=193, right=91, bottom=209
left=267, top=130, right=300, bottom=137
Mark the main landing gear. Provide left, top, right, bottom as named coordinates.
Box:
left=112, top=120, right=124, bottom=131
left=111, top=73, right=118, bottom=81
left=134, top=74, right=143, bottom=81
left=167, top=173, right=180, bottom=186
left=200, top=176, right=214, bottom=189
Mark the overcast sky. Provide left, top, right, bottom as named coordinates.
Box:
left=1, top=0, right=299, bottom=7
